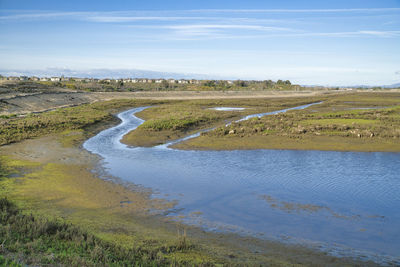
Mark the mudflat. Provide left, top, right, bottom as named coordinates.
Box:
left=0, top=130, right=377, bottom=265
left=0, top=92, right=386, bottom=265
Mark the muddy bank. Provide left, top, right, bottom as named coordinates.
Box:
left=174, top=134, right=400, bottom=152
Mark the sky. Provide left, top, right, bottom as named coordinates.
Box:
left=0, top=0, right=399, bottom=86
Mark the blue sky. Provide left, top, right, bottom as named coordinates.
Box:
left=0, top=0, right=399, bottom=85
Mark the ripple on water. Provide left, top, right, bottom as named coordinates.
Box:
left=83, top=105, right=400, bottom=264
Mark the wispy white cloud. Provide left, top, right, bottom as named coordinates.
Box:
left=161, top=24, right=295, bottom=39
left=2, top=7, right=399, bottom=22
left=164, top=24, right=293, bottom=31
left=286, top=30, right=400, bottom=38
left=187, top=8, right=400, bottom=13
left=0, top=11, right=94, bottom=20
left=86, top=16, right=214, bottom=23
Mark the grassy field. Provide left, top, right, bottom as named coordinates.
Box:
left=175, top=92, right=400, bottom=152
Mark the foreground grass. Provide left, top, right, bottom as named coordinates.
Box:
left=0, top=198, right=200, bottom=266
left=176, top=92, right=400, bottom=152
left=0, top=155, right=377, bottom=267
left=0, top=148, right=220, bottom=266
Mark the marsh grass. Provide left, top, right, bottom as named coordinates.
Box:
left=0, top=198, right=209, bottom=266
left=122, top=97, right=326, bottom=147
left=177, top=92, right=400, bottom=151
left=0, top=99, right=164, bottom=146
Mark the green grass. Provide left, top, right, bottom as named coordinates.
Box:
left=0, top=99, right=164, bottom=146
left=122, top=97, right=327, bottom=147
left=302, top=118, right=377, bottom=126
left=5, top=79, right=309, bottom=92
left=176, top=92, right=400, bottom=152
left=0, top=255, right=21, bottom=267
left=0, top=198, right=201, bottom=266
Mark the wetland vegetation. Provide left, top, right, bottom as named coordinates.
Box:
left=173, top=92, right=400, bottom=152
left=121, top=97, right=326, bottom=147
left=1, top=79, right=303, bottom=93
left=1, top=91, right=398, bottom=266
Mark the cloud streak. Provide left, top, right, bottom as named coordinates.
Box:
left=188, top=8, right=400, bottom=13
left=286, top=30, right=400, bottom=38
left=86, top=16, right=214, bottom=23
left=164, top=24, right=293, bottom=31
left=1, top=7, right=399, bottom=21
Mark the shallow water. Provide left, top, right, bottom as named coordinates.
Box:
left=210, top=107, right=246, bottom=111
left=84, top=105, right=400, bottom=264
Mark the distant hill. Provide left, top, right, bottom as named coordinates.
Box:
left=383, top=83, right=400, bottom=88
left=0, top=68, right=222, bottom=80
left=351, top=83, right=400, bottom=88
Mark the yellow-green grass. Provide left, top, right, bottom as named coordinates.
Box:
left=0, top=155, right=217, bottom=265
left=0, top=153, right=367, bottom=266
left=174, top=134, right=400, bottom=152
left=176, top=92, right=400, bottom=152
left=0, top=99, right=165, bottom=146
left=301, top=118, right=377, bottom=126
left=122, top=96, right=327, bottom=147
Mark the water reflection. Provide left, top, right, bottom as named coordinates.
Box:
left=84, top=105, right=400, bottom=264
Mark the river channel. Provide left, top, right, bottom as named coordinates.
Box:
left=83, top=104, right=400, bottom=265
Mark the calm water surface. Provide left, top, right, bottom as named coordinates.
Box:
left=83, top=106, right=400, bottom=264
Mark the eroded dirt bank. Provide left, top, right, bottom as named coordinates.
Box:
left=1, top=90, right=330, bottom=115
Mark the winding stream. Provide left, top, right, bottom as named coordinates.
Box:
left=83, top=104, right=400, bottom=265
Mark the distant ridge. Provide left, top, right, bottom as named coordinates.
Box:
left=0, top=68, right=223, bottom=80
left=383, top=83, right=400, bottom=88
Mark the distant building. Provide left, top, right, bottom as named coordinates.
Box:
left=189, top=79, right=200, bottom=84
left=50, top=77, right=61, bottom=82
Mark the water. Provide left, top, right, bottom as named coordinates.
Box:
left=209, top=107, right=246, bottom=111
left=83, top=105, right=400, bottom=264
